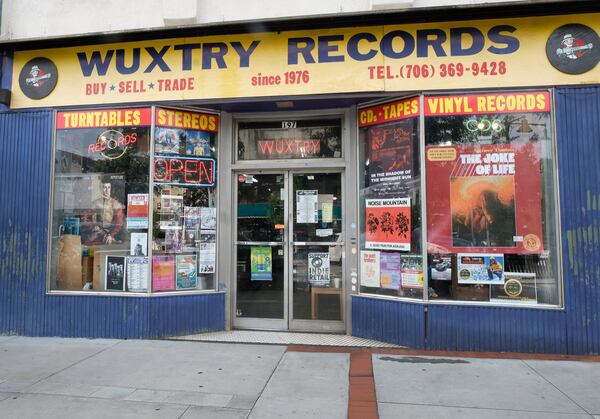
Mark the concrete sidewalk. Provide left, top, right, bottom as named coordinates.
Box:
left=0, top=336, right=599, bottom=419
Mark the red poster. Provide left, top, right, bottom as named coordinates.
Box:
left=365, top=198, right=411, bottom=251
left=426, top=143, right=543, bottom=254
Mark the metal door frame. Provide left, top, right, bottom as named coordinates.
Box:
left=287, top=169, right=346, bottom=332
left=232, top=170, right=289, bottom=331
left=232, top=169, right=345, bottom=332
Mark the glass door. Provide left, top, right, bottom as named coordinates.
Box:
left=289, top=172, right=344, bottom=332
left=234, top=171, right=344, bottom=332
left=234, top=173, right=287, bottom=330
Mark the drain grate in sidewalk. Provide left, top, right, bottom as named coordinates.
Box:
left=172, top=330, right=401, bottom=348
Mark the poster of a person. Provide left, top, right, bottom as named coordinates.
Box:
left=487, top=256, right=504, bottom=281
left=82, top=180, right=125, bottom=245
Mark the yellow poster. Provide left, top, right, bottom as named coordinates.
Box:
left=11, top=13, right=600, bottom=108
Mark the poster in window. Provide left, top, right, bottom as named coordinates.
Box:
left=380, top=252, right=401, bottom=290
left=152, top=255, right=175, bottom=291
left=198, top=242, right=216, bottom=273
left=176, top=255, right=198, bottom=290
left=360, top=250, right=380, bottom=288
left=457, top=253, right=505, bottom=285
left=183, top=207, right=201, bottom=251
left=319, top=194, right=334, bottom=223
left=186, top=130, right=212, bottom=156
left=430, top=254, right=452, bottom=281
left=401, top=254, right=423, bottom=289
left=63, top=216, right=80, bottom=235
left=491, top=272, right=537, bottom=304
left=368, top=121, right=413, bottom=185
left=105, top=256, right=126, bottom=291
left=127, top=256, right=148, bottom=292
left=308, top=252, right=330, bottom=286
left=160, top=195, right=183, bottom=230
left=130, top=232, right=147, bottom=256
left=200, top=207, right=217, bottom=234
left=81, top=175, right=126, bottom=245
left=155, top=127, right=182, bottom=154
left=165, top=230, right=182, bottom=253
left=126, top=193, right=148, bottom=229
left=426, top=143, right=543, bottom=254
left=365, top=198, right=411, bottom=251
left=296, top=190, right=318, bottom=223
left=251, top=246, right=272, bottom=281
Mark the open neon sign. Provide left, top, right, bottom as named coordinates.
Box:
left=153, top=155, right=216, bottom=187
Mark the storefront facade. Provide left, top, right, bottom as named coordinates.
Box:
left=1, top=5, right=600, bottom=353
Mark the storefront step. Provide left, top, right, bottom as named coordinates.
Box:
left=171, top=330, right=402, bottom=348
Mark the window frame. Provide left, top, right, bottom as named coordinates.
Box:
left=46, top=105, right=222, bottom=297
left=356, top=89, right=565, bottom=309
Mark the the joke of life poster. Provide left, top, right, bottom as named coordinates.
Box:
left=426, top=143, right=543, bottom=254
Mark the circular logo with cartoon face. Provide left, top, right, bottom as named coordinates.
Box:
left=18, top=57, right=58, bottom=99
left=546, top=24, right=600, bottom=74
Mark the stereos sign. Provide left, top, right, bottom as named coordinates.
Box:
left=11, top=13, right=600, bottom=108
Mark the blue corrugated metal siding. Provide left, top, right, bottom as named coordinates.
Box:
left=555, top=87, right=600, bottom=355
left=426, top=305, right=567, bottom=353
left=0, top=110, right=53, bottom=336
left=149, top=293, right=225, bottom=338
left=0, top=110, right=225, bottom=338
left=352, top=296, right=425, bottom=348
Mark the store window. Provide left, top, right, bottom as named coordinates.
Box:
left=237, top=119, right=342, bottom=160
left=424, top=91, right=560, bottom=305
left=49, top=107, right=219, bottom=293
left=358, top=97, right=423, bottom=299
left=51, top=108, right=151, bottom=292
left=151, top=108, right=218, bottom=292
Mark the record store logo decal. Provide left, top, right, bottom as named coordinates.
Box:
left=546, top=24, right=600, bottom=74
left=18, top=57, right=58, bottom=99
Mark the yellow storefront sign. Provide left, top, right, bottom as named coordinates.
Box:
left=11, top=13, right=600, bottom=108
